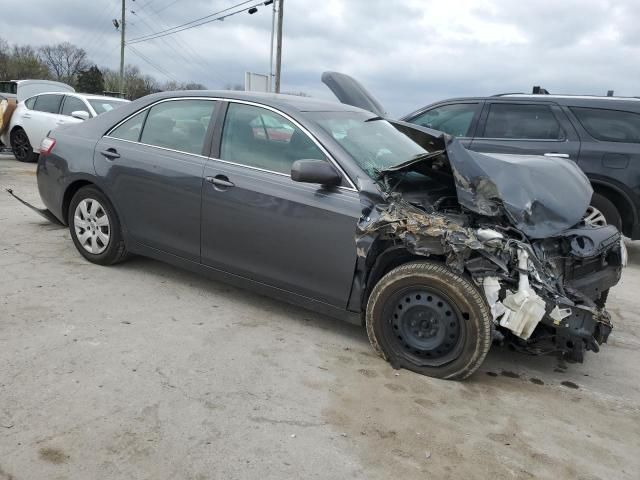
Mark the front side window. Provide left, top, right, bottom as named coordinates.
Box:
left=482, top=103, right=564, bottom=140
left=570, top=107, right=640, bottom=143
left=409, top=103, right=479, bottom=137
left=33, top=94, right=63, bottom=114
left=220, top=103, right=325, bottom=174
left=61, top=96, right=89, bottom=117
left=309, top=111, right=427, bottom=178
left=140, top=99, right=215, bottom=155
left=109, top=111, right=147, bottom=142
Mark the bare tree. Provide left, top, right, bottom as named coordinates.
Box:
left=39, top=42, right=89, bottom=85
left=1, top=43, right=49, bottom=80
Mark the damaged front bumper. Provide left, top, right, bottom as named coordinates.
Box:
left=356, top=196, right=624, bottom=362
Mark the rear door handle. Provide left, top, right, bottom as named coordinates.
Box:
left=23, top=114, right=31, bottom=119
left=205, top=175, right=235, bottom=188
left=100, top=148, right=120, bottom=160
left=544, top=153, right=570, bottom=158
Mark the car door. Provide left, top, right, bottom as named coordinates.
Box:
left=58, top=95, right=89, bottom=128
left=94, top=98, right=218, bottom=262
left=404, top=102, right=483, bottom=148
left=470, top=101, right=580, bottom=160
left=23, top=93, right=64, bottom=148
left=201, top=101, right=362, bottom=308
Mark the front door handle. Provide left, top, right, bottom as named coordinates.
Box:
left=544, top=152, right=570, bottom=159
left=206, top=175, right=235, bottom=188
left=100, top=148, right=120, bottom=160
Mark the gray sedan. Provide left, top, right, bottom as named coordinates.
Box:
left=23, top=88, right=623, bottom=380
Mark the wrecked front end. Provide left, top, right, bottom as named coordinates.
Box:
left=356, top=133, right=625, bottom=362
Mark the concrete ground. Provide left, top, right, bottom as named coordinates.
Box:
left=1, top=154, right=639, bottom=480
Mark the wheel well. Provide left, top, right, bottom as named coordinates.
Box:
left=62, top=180, right=94, bottom=224
left=592, top=183, right=636, bottom=237
left=363, top=246, right=445, bottom=309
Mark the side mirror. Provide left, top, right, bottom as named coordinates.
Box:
left=71, top=110, right=90, bottom=121
left=291, top=159, right=342, bottom=186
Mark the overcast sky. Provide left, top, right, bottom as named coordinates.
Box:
left=1, top=0, right=639, bottom=116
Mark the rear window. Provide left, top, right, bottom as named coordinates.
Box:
left=89, top=99, right=128, bottom=115
left=0, top=81, right=17, bottom=95
left=570, top=107, right=640, bottom=143
left=25, top=97, right=37, bottom=109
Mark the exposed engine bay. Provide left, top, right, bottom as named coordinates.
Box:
left=355, top=127, right=626, bottom=362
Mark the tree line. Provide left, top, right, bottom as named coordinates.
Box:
left=0, top=38, right=207, bottom=99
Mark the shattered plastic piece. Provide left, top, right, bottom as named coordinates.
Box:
left=550, top=306, right=572, bottom=325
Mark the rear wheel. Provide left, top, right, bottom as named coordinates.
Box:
left=68, top=186, right=128, bottom=265
left=10, top=128, right=38, bottom=163
left=589, top=193, right=622, bottom=231
left=366, top=261, right=492, bottom=380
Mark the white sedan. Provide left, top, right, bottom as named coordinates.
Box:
left=3, top=92, right=129, bottom=162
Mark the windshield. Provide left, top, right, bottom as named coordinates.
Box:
left=309, top=111, right=427, bottom=177
left=89, top=99, right=128, bottom=115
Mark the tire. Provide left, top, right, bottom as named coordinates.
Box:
left=366, top=261, right=492, bottom=380
left=68, top=186, right=128, bottom=265
left=10, top=127, right=38, bottom=163
left=591, top=193, right=622, bottom=232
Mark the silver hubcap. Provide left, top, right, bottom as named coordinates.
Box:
left=584, top=205, right=607, bottom=227
left=74, top=199, right=110, bottom=254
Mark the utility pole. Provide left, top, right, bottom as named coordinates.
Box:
left=269, top=0, right=276, bottom=92
left=274, top=0, right=284, bottom=93
left=119, top=0, right=126, bottom=95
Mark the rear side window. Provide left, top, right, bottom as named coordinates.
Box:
left=61, top=96, right=89, bottom=117
left=110, top=111, right=147, bottom=142
left=570, top=107, right=640, bottom=143
left=409, top=103, right=479, bottom=137
left=482, top=103, right=564, bottom=140
left=33, top=94, right=63, bottom=114
left=24, top=97, right=37, bottom=109
left=140, top=100, right=216, bottom=155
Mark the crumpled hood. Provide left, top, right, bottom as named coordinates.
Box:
left=445, top=139, right=593, bottom=238
left=380, top=126, right=593, bottom=239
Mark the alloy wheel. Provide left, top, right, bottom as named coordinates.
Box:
left=73, top=198, right=111, bottom=254
left=12, top=130, right=31, bottom=161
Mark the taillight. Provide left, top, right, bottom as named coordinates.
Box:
left=40, top=137, right=56, bottom=156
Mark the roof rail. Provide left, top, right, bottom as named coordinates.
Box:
left=491, top=92, right=524, bottom=97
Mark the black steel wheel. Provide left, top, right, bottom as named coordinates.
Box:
left=10, top=128, right=38, bottom=163
left=366, top=261, right=492, bottom=380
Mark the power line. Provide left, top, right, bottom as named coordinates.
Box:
left=154, top=0, right=180, bottom=14
left=127, top=0, right=261, bottom=44
left=127, top=44, right=180, bottom=82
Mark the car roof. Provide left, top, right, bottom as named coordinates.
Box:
left=138, top=89, right=365, bottom=114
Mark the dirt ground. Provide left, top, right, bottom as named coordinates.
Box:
left=1, top=155, right=639, bottom=480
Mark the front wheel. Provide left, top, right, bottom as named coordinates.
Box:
left=68, top=186, right=128, bottom=265
left=366, top=261, right=492, bottom=380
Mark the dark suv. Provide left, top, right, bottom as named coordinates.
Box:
left=401, top=95, right=640, bottom=239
